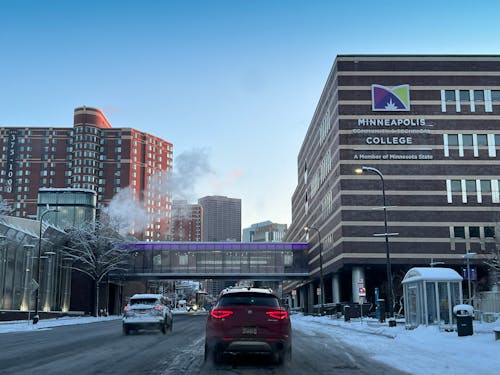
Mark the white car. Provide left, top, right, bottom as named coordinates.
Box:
left=122, top=293, right=173, bottom=335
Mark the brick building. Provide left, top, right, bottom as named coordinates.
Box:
left=286, top=55, right=500, bottom=312
left=0, top=106, right=173, bottom=240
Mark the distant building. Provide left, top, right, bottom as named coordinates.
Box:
left=170, top=200, right=202, bottom=241
left=243, top=221, right=288, bottom=242
left=0, top=106, right=173, bottom=241
left=198, top=195, right=241, bottom=242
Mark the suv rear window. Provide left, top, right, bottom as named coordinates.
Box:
left=130, top=298, right=158, bottom=305
left=218, top=292, right=280, bottom=307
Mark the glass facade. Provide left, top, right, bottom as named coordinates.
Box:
left=118, top=242, right=309, bottom=280
left=37, top=188, right=97, bottom=228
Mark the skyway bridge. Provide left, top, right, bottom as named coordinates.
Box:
left=111, top=242, right=310, bottom=281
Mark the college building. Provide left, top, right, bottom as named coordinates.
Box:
left=285, top=55, right=500, bottom=313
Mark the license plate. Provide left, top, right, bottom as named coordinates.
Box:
left=242, top=327, right=257, bottom=335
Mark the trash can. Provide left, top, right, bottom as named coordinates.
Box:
left=453, top=304, right=474, bottom=337
left=377, top=299, right=386, bottom=323
left=344, top=305, right=350, bottom=322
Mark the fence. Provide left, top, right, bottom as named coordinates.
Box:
left=473, top=291, right=500, bottom=322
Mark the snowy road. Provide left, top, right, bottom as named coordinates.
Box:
left=0, top=313, right=407, bottom=374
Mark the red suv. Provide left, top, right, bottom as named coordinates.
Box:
left=205, top=287, right=292, bottom=365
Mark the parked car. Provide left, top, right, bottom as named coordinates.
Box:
left=122, top=293, right=173, bottom=335
left=205, top=287, right=292, bottom=365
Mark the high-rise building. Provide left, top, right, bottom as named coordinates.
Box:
left=170, top=200, right=202, bottom=241
left=0, top=106, right=173, bottom=241
left=243, top=221, right=288, bottom=242
left=198, top=195, right=241, bottom=242
left=286, top=55, right=499, bottom=307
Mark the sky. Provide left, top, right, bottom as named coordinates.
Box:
left=2, top=1, right=500, bottom=229
left=1, top=313, right=499, bottom=374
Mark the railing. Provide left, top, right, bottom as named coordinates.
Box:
left=473, top=291, right=500, bottom=322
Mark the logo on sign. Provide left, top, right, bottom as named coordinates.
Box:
left=358, top=287, right=366, bottom=297
left=372, top=84, right=410, bottom=111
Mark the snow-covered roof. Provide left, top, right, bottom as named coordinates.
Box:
left=130, top=293, right=163, bottom=299
left=402, top=267, right=463, bottom=284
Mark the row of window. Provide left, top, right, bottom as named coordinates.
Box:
left=310, top=150, right=332, bottom=197
left=319, top=110, right=331, bottom=145
left=441, top=89, right=500, bottom=112
left=446, top=179, right=500, bottom=203
left=443, top=133, right=498, bottom=158
left=452, top=225, right=495, bottom=239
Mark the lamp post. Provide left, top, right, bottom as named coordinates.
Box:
left=355, top=166, right=398, bottom=319
left=462, top=251, right=477, bottom=303
left=33, top=206, right=59, bottom=324
left=304, top=226, right=324, bottom=315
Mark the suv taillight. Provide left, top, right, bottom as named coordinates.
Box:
left=210, top=309, right=234, bottom=319
left=124, top=306, right=130, bottom=311
left=266, top=310, right=288, bottom=320
left=154, top=305, right=163, bottom=311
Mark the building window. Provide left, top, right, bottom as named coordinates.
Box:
left=459, top=90, right=470, bottom=102
left=454, top=227, right=465, bottom=238
left=462, top=134, right=473, bottom=147
left=477, top=134, right=488, bottom=146
left=448, top=135, right=459, bottom=146
left=485, top=226, right=495, bottom=238
left=466, top=180, right=477, bottom=192
left=469, top=226, right=480, bottom=238
left=450, top=180, right=461, bottom=192
left=479, top=181, right=490, bottom=194
left=474, top=90, right=484, bottom=101
left=445, top=90, right=455, bottom=101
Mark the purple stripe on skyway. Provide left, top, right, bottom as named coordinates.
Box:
left=122, top=242, right=308, bottom=251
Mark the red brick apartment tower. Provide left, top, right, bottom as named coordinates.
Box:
left=0, top=106, right=173, bottom=241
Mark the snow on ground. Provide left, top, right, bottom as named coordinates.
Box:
left=291, top=314, right=500, bottom=375
left=0, top=315, right=120, bottom=333
left=1, top=312, right=498, bottom=374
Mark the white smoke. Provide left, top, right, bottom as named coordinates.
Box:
left=103, top=187, right=149, bottom=236
left=105, top=148, right=214, bottom=235
left=149, top=148, right=213, bottom=201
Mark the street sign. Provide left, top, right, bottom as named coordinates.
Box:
left=358, top=287, right=366, bottom=297
left=316, top=287, right=321, bottom=296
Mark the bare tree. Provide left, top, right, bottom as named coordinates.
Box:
left=62, top=215, right=130, bottom=316
left=0, top=198, right=13, bottom=216
left=484, top=222, right=500, bottom=290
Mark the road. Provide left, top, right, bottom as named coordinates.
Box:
left=0, top=313, right=408, bottom=374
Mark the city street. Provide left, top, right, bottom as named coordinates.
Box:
left=0, top=313, right=407, bottom=375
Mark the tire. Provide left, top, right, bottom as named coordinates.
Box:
left=213, top=347, right=224, bottom=364
left=123, top=326, right=130, bottom=335
left=273, top=351, right=283, bottom=365
left=204, top=343, right=209, bottom=362
left=161, top=323, right=166, bottom=334
left=169, top=319, right=173, bottom=332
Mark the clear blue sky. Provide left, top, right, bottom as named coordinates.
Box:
left=1, top=0, right=500, bottom=228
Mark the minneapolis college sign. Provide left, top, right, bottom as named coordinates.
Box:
left=352, top=117, right=434, bottom=161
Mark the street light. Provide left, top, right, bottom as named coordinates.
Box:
left=33, top=206, right=59, bottom=324
left=355, top=166, right=398, bottom=320
left=462, top=251, right=477, bottom=303
left=304, top=226, right=324, bottom=316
